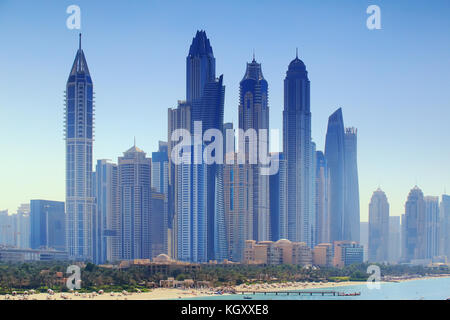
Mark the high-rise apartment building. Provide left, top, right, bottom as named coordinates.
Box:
left=424, top=196, right=440, bottom=259
left=315, top=151, right=329, bottom=244
left=65, top=34, right=95, bottom=260
left=282, top=53, right=314, bottom=247
left=368, top=188, right=390, bottom=262
left=344, top=128, right=360, bottom=242
left=325, top=109, right=345, bottom=243
left=93, top=160, right=118, bottom=264
left=403, top=186, right=426, bottom=261
left=239, top=57, right=270, bottom=242
left=118, top=145, right=152, bottom=260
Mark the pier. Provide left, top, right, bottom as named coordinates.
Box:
left=236, top=291, right=361, bottom=297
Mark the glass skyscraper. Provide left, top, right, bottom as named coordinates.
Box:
left=65, top=34, right=95, bottom=260
left=344, top=128, right=360, bottom=242
left=282, top=53, right=315, bottom=247
left=403, top=186, right=426, bottom=261
left=118, top=145, right=152, bottom=260
left=368, top=188, right=390, bottom=262
left=239, top=57, right=270, bottom=241
left=30, top=200, right=65, bottom=252
left=92, top=160, right=118, bottom=264
left=325, top=108, right=345, bottom=243
left=186, top=31, right=225, bottom=261
left=176, top=142, right=208, bottom=263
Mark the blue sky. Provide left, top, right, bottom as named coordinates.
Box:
left=0, top=0, right=449, bottom=221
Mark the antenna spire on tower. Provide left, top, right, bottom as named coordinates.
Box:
left=79, top=33, right=82, bottom=50
left=296, top=47, right=298, bottom=59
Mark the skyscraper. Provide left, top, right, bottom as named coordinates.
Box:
left=344, top=128, right=360, bottom=242
left=424, top=196, right=440, bottom=259
left=176, top=142, right=208, bottom=263
left=325, top=108, right=345, bottom=243
left=168, top=101, right=192, bottom=259
left=315, top=151, right=329, bottom=244
left=93, top=160, right=119, bottom=264
left=282, top=52, right=313, bottom=247
left=388, top=216, right=401, bottom=263
left=152, top=141, right=169, bottom=255
left=269, top=153, right=287, bottom=241
left=150, top=191, right=166, bottom=258
left=30, top=200, right=65, bottom=252
left=65, top=34, right=95, bottom=260
left=440, top=195, right=450, bottom=259
left=224, top=153, right=253, bottom=262
left=186, top=31, right=225, bottom=261
left=118, top=144, right=152, bottom=260
left=403, top=186, right=426, bottom=261
left=0, top=210, right=14, bottom=247
left=14, top=204, right=30, bottom=249
left=368, top=188, right=390, bottom=262
left=239, top=57, right=270, bottom=241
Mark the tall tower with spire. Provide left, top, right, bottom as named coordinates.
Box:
left=239, top=56, right=270, bottom=241
left=282, top=52, right=314, bottom=246
left=65, top=34, right=95, bottom=260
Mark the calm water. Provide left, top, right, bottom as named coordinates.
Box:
left=188, top=277, right=450, bottom=300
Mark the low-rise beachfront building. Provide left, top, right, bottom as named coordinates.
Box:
left=333, top=241, right=364, bottom=267
left=243, top=239, right=312, bottom=266
left=0, top=247, right=68, bottom=262
left=313, top=243, right=333, bottom=267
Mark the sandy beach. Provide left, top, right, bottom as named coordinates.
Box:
left=2, top=275, right=449, bottom=300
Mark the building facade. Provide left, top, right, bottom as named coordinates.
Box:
left=282, top=53, right=314, bottom=247
left=424, top=196, right=440, bottom=259
left=118, top=145, right=152, bottom=260
left=65, top=34, right=95, bottom=260
left=368, top=188, right=390, bottom=262
left=93, top=159, right=119, bottom=264
left=315, top=151, right=329, bottom=244
left=403, top=186, right=426, bottom=261
left=344, top=127, right=360, bottom=242
left=30, top=200, right=65, bottom=252
left=325, top=108, right=345, bottom=243
left=239, top=57, right=270, bottom=242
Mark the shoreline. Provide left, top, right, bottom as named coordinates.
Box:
left=2, top=274, right=449, bottom=300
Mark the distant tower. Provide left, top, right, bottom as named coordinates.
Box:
left=440, top=195, right=450, bottom=259
left=404, top=186, right=426, bottom=261
left=424, top=196, right=439, bottom=259
left=30, top=200, right=66, bottom=251
left=152, top=141, right=169, bottom=255
left=118, top=144, right=152, bottom=260
left=92, top=160, right=119, bottom=264
left=65, top=34, right=95, bottom=260
left=325, top=108, right=345, bottom=243
left=368, top=188, right=390, bottom=262
left=282, top=52, right=313, bottom=246
left=239, top=56, right=270, bottom=241
left=344, top=127, right=360, bottom=242
left=315, top=151, right=329, bottom=244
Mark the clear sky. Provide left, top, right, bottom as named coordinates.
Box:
left=0, top=0, right=449, bottom=221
